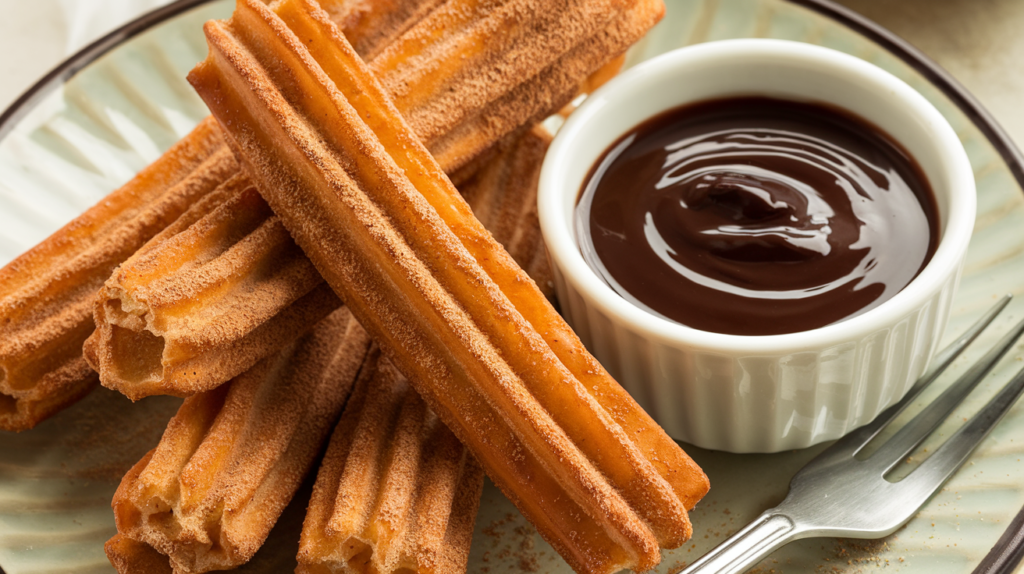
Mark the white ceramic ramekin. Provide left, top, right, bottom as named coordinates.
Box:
left=538, top=39, right=976, bottom=453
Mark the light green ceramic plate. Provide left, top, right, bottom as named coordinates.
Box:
left=2, top=0, right=1024, bottom=573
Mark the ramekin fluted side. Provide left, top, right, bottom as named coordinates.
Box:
left=552, top=261, right=962, bottom=453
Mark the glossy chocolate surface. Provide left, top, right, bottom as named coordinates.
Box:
left=577, top=97, right=940, bottom=336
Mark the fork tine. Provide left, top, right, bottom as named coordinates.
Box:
left=812, top=295, right=1012, bottom=464
left=900, top=363, right=1024, bottom=504
left=873, top=313, right=1024, bottom=475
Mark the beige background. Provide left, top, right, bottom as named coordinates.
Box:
left=836, top=0, right=1024, bottom=155
left=0, top=0, right=67, bottom=110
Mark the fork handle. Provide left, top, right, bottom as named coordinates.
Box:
left=675, top=511, right=806, bottom=574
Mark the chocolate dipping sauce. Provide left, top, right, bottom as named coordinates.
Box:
left=576, top=97, right=940, bottom=336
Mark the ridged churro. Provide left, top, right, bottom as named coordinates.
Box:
left=298, top=349, right=483, bottom=574
left=190, top=2, right=708, bottom=573
left=40, top=0, right=635, bottom=405
left=111, top=307, right=370, bottom=573
left=459, top=125, right=555, bottom=298
left=0, top=118, right=232, bottom=431
left=85, top=176, right=341, bottom=399
left=1, top=0, right=635, bottom=427
left=88, top=0, right=605, bottom=400
left=89, top=124, right=553, bottom=398
left=369, top=0, right=668, bottom=172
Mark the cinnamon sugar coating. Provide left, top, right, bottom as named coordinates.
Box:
left=370, top=0, right=666, bottom=172
left=298, top=348, right=484, bottom=574
left=85, top=175, right=341, bottom=399
left=0, top=118, right=231, bottom=431
left=88, top=125, right=554, bottom=399
left=459, top=126, right=556, bottom=298
left=189, top=1, right=707, bottom=572
left=105, top=534, right=173, bottom=574
left=111, top=307, right=371, bottom=573
left=0, top=0, right=444, bottom=428
left=320, top=0, right=448, bottom=61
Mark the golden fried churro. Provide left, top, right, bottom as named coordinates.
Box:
left=298, top=349, right=483, bottom=574
left=89, top=124, right=552, bottom=399
left=372, top=0, right=666, bottom=171
left=85, top=176, right=341, bottom=399
left=105, top=534, right=173, bottom=574
left=0, top=118, right=233, bottom=431
left=111, top=307, right=370, bottom=573
left=5, top=0, right=626, bottom=422
left=89, top=0, right=600, bottom=401
left=84, top=0, right=641, bottom=402
left=459, top=125, right=555, bottom=297
left=190, top=2, right=707, bottom=572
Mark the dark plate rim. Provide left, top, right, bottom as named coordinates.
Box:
left=0, top=1, right=1020, bottom=574
left=789, top=0, right=1024, bottom=190
left=0, top=0, right=213, bottom=143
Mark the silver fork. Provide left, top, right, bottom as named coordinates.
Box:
left=677, top=294, right=1024, bottom=574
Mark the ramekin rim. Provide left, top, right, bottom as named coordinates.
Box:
left=538, top=38, right=976, bottom=354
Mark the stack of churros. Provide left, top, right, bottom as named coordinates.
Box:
left=86, top=125, right=558, bottom=403
left=110, top=308, right=369, bottom=572
left=0, top=120, right=233, bottom=430
left=0, top=0, right=421, bottom=428
left=191, top=0, right=707, bottom=572
left=85, top=177, right=343, bottom=399
left=1, top=0, right=712, bottom=572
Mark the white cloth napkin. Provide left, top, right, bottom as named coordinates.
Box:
left=58, top=0, right=175, bottom=55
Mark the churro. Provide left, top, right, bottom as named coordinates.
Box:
left=111, top=307, right=370, bottom=573
left=0, top=118, right=233, bottom=431
left=459, top=125, right=555, bottom=297
left=2, top=0, right=633, bottom=427
left=105, top=534, right=173, bottom=574
left=77, top=0, right=638, bottom=403
left=298, top=349, right=483, bottom=574
left=190, top=1, right=707, bottom=572
left=88, top=0, right=622, bottom=400
left=89, top=124, right=553, bottom=398
left=85, top=176, right=341, bottom=399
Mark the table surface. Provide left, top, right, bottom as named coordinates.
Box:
left=1, top=1, right=1023, bottom=573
